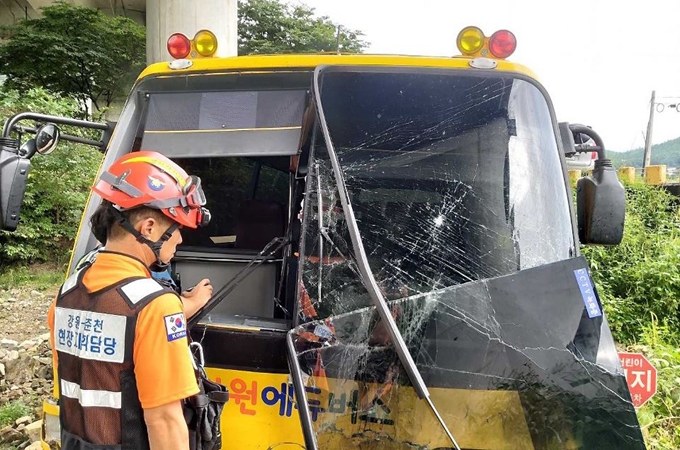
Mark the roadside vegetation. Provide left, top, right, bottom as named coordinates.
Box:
left=0, top=401, right=31, bottom=427
left=583, top=181, right=680, bottom=449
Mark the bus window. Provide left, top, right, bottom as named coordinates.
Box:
left=167, top=155, right=291, bottom=324
left=171, top=156, right=289, bottom=250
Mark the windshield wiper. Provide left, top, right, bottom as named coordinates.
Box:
left=187, top=237, right=287, bottom=328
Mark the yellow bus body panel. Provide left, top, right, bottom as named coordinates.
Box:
left=138, top=54, right=538, bottom=83
left=206, top=367, right=578, bottom=449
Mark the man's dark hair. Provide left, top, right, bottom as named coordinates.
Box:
left=90, top=201, right=172, bottom=244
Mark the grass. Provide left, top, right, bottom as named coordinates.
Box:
left=632, top=318, right=680, bottom=449
left=0, top=401, right=32, bottom=427
left=0, top=263, right=66, bottom=291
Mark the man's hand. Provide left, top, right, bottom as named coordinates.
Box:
left=181, top=278, right=213, bottom=319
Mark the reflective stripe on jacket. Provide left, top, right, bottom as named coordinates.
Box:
left=55, top=263, right=176, bottom=449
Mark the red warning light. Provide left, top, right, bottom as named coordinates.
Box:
left=167, top=33, right=191, bottom=59
left=488, top=30, right=517, bottom=59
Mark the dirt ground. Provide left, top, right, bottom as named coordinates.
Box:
left=0, top=286, right=58, bottom=344
left=0, top=283, right=59, bottom=449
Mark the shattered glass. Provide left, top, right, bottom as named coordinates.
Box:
left=292, top=69, right=645, bottom=449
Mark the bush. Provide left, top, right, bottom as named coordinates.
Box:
left=583, top=182, right=680, bottom=345
left=630, top=317, right=680, bottom=449
left=0, top=262, right=65, bottom=290
left=0, top=400, right=32, bottom=426
left=582, top=181, right=680, bottom=448
left=0, top=87, right=102, bottom=266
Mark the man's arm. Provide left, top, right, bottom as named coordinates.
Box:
left=144, top=401, right=189, bottom=450
left=134, top=293, right=200, bottom=449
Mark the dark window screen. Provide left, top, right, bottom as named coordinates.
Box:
left=172, top=156, right=289, bottom=249
left=146, top=90, right=307, bottom=131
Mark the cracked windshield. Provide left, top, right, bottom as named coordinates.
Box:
left=292, top=69, right=645, bottom=449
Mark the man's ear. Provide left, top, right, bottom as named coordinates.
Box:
left=138, top=217, right=157, bottom=239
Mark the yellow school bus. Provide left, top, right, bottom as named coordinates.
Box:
left=0, top=26, right=646, bottom=449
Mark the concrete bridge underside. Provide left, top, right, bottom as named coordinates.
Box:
left=0, top=0, right=237, bottom=63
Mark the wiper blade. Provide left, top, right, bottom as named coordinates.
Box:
left=187, top=237, right=287, bottom=329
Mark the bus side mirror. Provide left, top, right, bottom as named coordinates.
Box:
left=19, top=123, right=61, bottom=159
left=577, top=164, right=626, bottom=245
left=0, top=137, right=31, bottom=231
left=35, top=123, right=60, bottom=155
left=563, top=123, right=626, bottom=245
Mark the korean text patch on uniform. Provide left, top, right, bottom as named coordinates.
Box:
left=54, top=307, right=126, bottom=363
left=164, top=313, right=187, bottom=341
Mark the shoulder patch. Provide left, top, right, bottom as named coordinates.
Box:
left=60, top=271, right=80, bottom=296
left=75, top=247, right=102, bottom=272
left=120, top=278, right=164, bottom=305
left=164, top=313, right=187, bottom=342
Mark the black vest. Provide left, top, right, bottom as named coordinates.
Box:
left=54, top=264, right=177, bottom=450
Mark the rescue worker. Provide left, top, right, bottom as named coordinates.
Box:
left=47, top=151, right=213, bottom=449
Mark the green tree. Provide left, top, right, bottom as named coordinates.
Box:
left=0, top=87, right=103, bottom=265
left=238, top=0, right=368, bottom=55
left=609, top=136, right=680, bottom=169
left=0, top=2, right=145, bottom=113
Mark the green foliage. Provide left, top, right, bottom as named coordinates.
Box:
left=4, top=144, right=102, bottom=264
left=0, top=87, right=102, bottom=266
left=0, top=86, right=80, bottom=118
left=0, top=401, right=32, bottom=426
left=238, top=0, right=368, bottom=55
left=583, top=182, right=680, bottom=448
left=0, top=263, right=65, bottom=290
left=630, top=318, right=680, bottom=449
left=610, top=136, right=680, bottom=168
left=583, top=182, right=680, bottom=345
left=0, top=1, right=145, bottom=112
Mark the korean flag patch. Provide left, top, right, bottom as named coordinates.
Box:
left=164, top=313, right=187, bottom=342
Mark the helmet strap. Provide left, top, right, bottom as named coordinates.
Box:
left=110, top=207, right=179, bottom=272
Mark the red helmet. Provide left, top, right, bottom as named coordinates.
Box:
left=92, top=150, right=210, bottom=229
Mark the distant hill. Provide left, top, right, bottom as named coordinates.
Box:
left=609, top=136, right=680, bottom=168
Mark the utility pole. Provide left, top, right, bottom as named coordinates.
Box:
left=642, top=90, right=655, bottom=173
left=336, top=25, right=342, bottom=54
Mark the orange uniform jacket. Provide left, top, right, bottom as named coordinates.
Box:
left=47, top=251, right=199, bottom=410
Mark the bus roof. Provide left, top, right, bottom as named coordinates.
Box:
left=137, top=53, right=538, bottom=82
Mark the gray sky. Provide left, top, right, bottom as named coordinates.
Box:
left=298, top=0, right=680, bottom=151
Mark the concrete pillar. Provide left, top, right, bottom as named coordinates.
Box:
left=618, top=167, right=636, bottom=184
left=0, top=1, right=38, bottom=25
left=146, top=0, right=237, bottom=65
left=645, top=165, right=666, bottom=186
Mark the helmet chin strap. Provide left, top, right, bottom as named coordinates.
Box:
left=111, top=207, right=179, bottom=272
